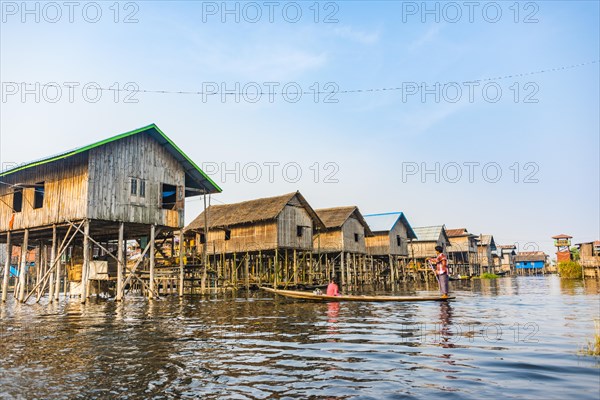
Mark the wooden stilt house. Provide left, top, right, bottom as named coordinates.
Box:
left=497, top=244, right=517, bottom=274
left=313, top=206, right=373, bottom=287
left=0, top=123, right=220, bottom=304
left=363, top=212, right=417, bottom=283
left=408, top=225, right=450, bottom=276
left=477, top=234, right=497, bottom=274
left=446, top=228, right=481, bottom=276
left=184, top=191, right=325, bottom=289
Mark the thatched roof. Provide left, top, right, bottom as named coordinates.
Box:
left=315, top=206, right=373, bottom=236
left=184, top=191, right=325, bottom=231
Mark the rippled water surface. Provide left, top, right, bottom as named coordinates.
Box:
left=1, top=276, right=599, bottom=399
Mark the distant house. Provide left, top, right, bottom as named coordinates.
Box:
left=552, top=234, right=572, bottom=263
left=497, top=244, right=517, bottom=273
left=184, top=191, right=325, bottom=287
left=408, top=225, right=450, bottom=267
left=363, top=212, right=417, bottom=282
left=477, top=235, right=497, bottom=273
left=515, top=251, right=547, bottom=274
left=313, top=206, right=373, bottom=286
left=446, top=228, right=480, bottom=276
left=576, top=241, right=600, bottom=278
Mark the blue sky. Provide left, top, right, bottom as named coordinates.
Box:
left=1, top=1, right=598, bottom=258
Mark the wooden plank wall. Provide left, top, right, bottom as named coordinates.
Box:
left=200, top=221, right=279, bottom=254
left=277, top=204, right=314, bottom=250
left=366, top=233, right=390, bottom=256
left=87, top=133, right=185, bottom=228
left=341, top=217, right=367, bottom=254
left=0, top=154, right=89, bottom=232
left=316, top=217, right=367, bottom=254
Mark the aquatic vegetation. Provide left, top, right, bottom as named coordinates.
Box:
left=478, top=273, right=500, bottom=279
left=581, top=321, right=600, bottom=357
left=558, top=261, right=583, bottom=279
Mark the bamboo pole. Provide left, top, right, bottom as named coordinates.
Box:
left=116, top=222, right=124, bottom=301
left=1, top=231, right=11, bottom=302
left=17, top=229, right=29, bottom=302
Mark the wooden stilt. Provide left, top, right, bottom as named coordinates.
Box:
left=179, top=230, right=184, bottom=297
left=149, top=224, right=156, bottom=299
left=35, top=243, right=42, bottom=299
left=245, top=253, right=249, bottom=290
left=293, top=249, right=298, bottom=285
left=81, top=220, right=90, bottom=303
left=17, top=229, right=29, bottom=302
left=49, top=226, right=57, bottom=302
left=116, top=222, right=124, bottom=301
left=1, top=231, right=12, bottom=302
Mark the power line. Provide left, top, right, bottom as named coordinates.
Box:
left=8, top=60, right=598, bottom=97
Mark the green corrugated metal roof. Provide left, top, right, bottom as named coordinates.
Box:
left=0, top=123, right=222, bottom=195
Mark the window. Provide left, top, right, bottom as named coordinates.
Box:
left=13, top=188, right=23, bottom=212
left=297, top=225, right=303, bottom=237
left=33, top=182, right=44, bottom=209
left=161, top=183, right=177, bottom=210
left=396, top=235, right=402, bottom=247
left=199, top=233, right=206, bottom=244
left=225, top=230, right=231, bottom=241
left=130, top=178, right=137, bottom=196
left=139, top=180, right=146, bottom=198
left=354, top=233, right=359, bottom=242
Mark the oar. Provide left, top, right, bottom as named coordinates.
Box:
left=428, top=260, right=440, bottom=285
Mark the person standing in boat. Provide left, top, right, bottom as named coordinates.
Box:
left=428, top=246, right=449, bottom=299
left=326, top=278, right=340, bottom=296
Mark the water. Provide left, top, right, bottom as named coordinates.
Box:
left=1, top=276, right=599, bottom=399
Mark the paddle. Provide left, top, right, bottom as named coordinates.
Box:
left=428, top=260, right=440, bottom=285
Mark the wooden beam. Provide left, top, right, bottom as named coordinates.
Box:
left=23, top=222, right=81, bottom=303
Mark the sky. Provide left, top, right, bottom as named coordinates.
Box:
left=1, top=1, right=598, bottom=259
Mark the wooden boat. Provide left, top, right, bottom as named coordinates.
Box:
left=260, top=287, right=455, bottom=302
left=449, top=275, right=472, bottom=281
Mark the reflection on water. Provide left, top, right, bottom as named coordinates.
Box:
left=0, top=276, right=599, bottom=399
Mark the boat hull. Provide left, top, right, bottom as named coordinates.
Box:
left=260, top=287, right=455, bottom=302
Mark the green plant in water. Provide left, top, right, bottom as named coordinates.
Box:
left=557, top=261, right=583, bottom=279
left=479, top=273, right=499, bottom=279
left=580, top=321, right=600, bottom=357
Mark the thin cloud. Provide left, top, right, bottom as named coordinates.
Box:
left=333, top=26, right=381, bottom=45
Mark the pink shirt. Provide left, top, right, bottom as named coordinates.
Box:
left=435, top=253, right=448, bottom=275
left=326, top=283, right=339, bottom=296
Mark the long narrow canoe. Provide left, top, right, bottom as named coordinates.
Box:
left=260, top=287, right=455, bottom=302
